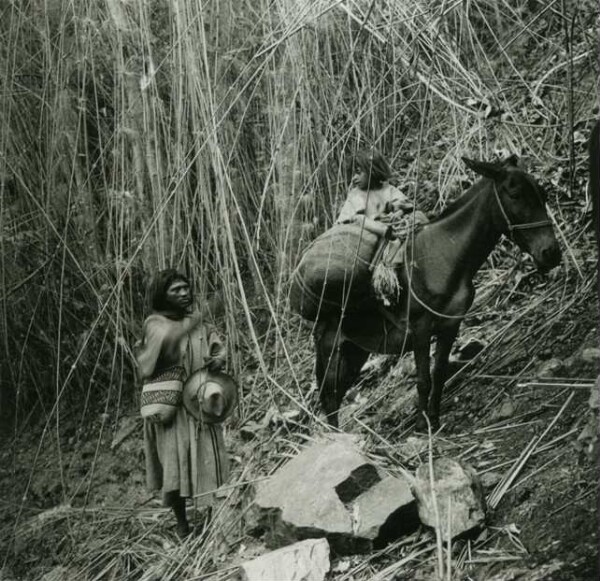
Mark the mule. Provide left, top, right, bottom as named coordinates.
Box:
left=314, top=156, right=561, bottom=431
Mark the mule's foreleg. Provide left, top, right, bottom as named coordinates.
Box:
left=314, top=325, right=339, bottom=427
left=412, top=318, right=433, bottom=432
left=429, top=323, right=460, bottom=429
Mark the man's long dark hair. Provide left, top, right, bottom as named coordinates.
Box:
left=355, top=149, right=392, bottom=190
left=147, top=269, right=190, bottom=316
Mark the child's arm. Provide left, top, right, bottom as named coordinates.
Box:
left=387, top=185, right=414, bottom=213
left=336, top=190, right=364, bottom=224
left=354, top=215, right=394, bottom=239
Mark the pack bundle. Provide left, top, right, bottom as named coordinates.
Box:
left=289, top=224, right=379, bottom=321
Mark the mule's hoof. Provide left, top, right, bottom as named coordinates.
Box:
left=325, top=414, right=339, bottom=429
left=414, top=414, right=439, bottom=433
left=415, top=415, right=428, bottom=433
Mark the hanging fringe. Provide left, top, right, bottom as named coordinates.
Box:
left=372, top=261, right=401, bottom=306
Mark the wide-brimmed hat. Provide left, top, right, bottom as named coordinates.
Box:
left=183, top=369, right=238, bottom=423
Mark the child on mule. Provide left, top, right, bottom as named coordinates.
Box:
left=336, top=148, right=414, bottom=239
left=337, top=149, right=428, bottom=304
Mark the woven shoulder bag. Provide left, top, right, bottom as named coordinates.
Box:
left=140, top=365, right=185, bottom=424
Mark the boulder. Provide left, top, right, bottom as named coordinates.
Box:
left=412, top=457, right=485, bottom=539
left=237, top=539, right=330, bottom=581
left=248, top=434, right=416, bottom=554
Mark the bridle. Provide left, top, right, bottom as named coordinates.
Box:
left=399, top=181, right=554, bottom=321
left=493, top=183, right=552, bottom=239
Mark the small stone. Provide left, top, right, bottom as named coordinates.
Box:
left=412, top=457, right=486, bottom=538
left=331, top=559, right=351, bottom=574
left=489, top=398, right=515, bottom=422
left=536, top=358, right=563, bottom=378
left=457, top=339, right=486, bottom=361
left=399, top=358, right=416, bottom=377
left=480, top=471, right=502, bottom=489
left=237, top=539, right=330, bottom=581
left=266, top=407, right=302, bottom=427
left=580, top=347, right=600, bottom=364
left=240, top=421, right=264, bottom=441
left=397, top=436, right=429, bottom=459
left=360, top=355, right=388, bottom=374
left=577, top=420, right=595, bottom=444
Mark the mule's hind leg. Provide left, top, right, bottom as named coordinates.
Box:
left=429, top=323, right=460, bottom=429
left=315, top=322, right=343, bottom=427
left=315, top=323, right=367, bottom=428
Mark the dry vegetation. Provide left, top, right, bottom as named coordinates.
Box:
left=0, top=0, right=598, bottom=579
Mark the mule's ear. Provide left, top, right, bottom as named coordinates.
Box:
left=461, top=157, right=506, bottom=180
left=501, top=154, right=519, bottom=167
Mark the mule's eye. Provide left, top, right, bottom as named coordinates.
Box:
left=507, top=188, right=520, bottom=200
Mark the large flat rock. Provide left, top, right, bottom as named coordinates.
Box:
left=237, top=538, right=330, bottom=581
left=248, top=434, right=416, bottom=554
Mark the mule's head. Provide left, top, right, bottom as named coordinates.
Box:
left=462, top=156, right=561, bottom=272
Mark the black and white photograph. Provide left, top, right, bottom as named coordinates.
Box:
left=0, top=0, right=598, bottom=579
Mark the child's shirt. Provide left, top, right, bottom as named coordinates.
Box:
left=336, top=181, right=409, bottom=224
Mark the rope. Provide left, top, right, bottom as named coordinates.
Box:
left=403, top=247, right=470, bottom=320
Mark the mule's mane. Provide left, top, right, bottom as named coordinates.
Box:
left=430, top=182, right=483, bottom=223
left=429, top=167, right=545, bottom=225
